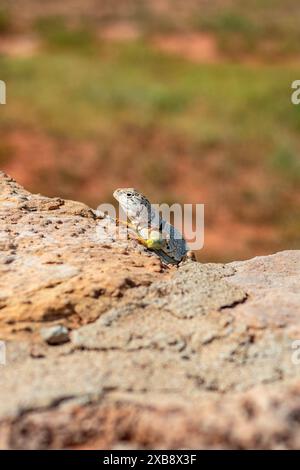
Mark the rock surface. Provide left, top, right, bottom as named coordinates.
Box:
left=0, top=171, right=300, bottom=449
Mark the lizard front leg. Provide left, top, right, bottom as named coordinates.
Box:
left=117, top=219, right=164, bottom=251
left=138, top=228, right=164, bottom=250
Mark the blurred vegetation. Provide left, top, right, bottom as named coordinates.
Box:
left=1, top=39, right=299, bottom=148
left=34, top=16, right=97, bottom=53
left=192, top=1, right=300, bottom=58
left=0, top=1, right=299, bottom=260
left=0, top=7, right=12, bottom=35
left=270, top=146, right=300, bottom=183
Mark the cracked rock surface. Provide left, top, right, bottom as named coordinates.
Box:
left=0, top=172, right=300, bottom=449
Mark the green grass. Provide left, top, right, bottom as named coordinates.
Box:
left=33, top=16, right=97, bottom=53
left=0, top=41, right=299, bottom=147
left=195, top=10, right=259, bottom=36
left=192, top=2, right=300, bottom=57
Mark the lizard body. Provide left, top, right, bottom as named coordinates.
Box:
left=113, top=188, right=189, bottom=265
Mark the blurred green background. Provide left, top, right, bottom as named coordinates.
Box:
left=0, top=0, right=299, bottom=261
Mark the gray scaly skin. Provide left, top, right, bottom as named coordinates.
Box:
left=113, top=188, right=189, bottom=265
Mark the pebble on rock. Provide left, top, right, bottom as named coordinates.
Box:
left=40, top=325, right=70, bottom=345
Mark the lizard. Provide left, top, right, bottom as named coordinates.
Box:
left=113, top=188, right=192, bottom=265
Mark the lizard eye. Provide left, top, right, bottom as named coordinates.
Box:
left=126, top=192, right=132, bottom=197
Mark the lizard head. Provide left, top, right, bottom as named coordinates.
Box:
left=113, top=188, right=152, bottom=223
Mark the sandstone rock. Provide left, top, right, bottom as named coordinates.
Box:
left=0, top=172, right=163, bottom=339
left=0, top=171, right=300, bottom=449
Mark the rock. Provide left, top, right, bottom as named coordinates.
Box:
left=0, top=171, right=163, bottom=339
left=40, top=325, right=69, bottom=345
left=0, top=172, right=300, bottom=449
